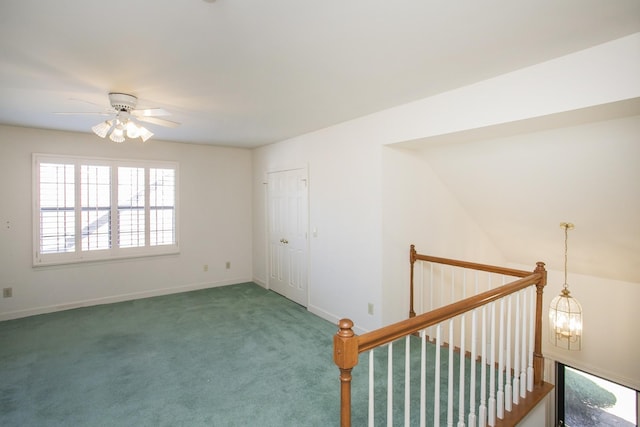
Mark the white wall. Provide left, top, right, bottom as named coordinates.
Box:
left=518, top=394, right=549, bottom=427
left=0, top=125, right=253, bottom=320
left=252, top=129, right=383, bottom=333
left=380, top=146, right=505, bottom=325
left=250, top=124, right=505, bottom=333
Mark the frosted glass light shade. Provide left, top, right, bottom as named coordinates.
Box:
left=126, top=121, right=140, bottom=138
left=109, top=127, right=125, bottom=143
left=92, top=120, right=112, bottom=138
left=124, top=121, right=153, bottom=141
left=549, top=288, right=582, bottom=350
left=138, top=126, right=153, bottom=142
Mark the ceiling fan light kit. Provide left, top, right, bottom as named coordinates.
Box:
left=92, top=116, right=153, bottom=143
left=88, top=93, right=178, bottom=143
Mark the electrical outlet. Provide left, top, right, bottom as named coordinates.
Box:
left=225, top=261, right=231, bottom=270
left=368, top=303, right=374, bottom=315
left=203, top=264, right=208, bottom=272
left=3, top=287, right=12, bottom=298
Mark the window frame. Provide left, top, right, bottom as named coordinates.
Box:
left=33, top=153, right=179, bottom=266
left=556, top=362, right=639, bottom=426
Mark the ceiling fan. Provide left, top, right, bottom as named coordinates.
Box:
left=65, top=93, right=180, bottom=143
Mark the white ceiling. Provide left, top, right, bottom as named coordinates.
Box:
left=1, top=1, right=639, bottom=284
left=1, top=0, right=639, bottom=147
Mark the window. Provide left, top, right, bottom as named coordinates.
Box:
left=556, top=362, right=638, bottom=426
left=34, top=154, right=178, bottom=265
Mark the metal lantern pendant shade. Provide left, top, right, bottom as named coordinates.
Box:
left=549, top=222, right=583, bottom=351
left=549, top=287, right=582, bottom=350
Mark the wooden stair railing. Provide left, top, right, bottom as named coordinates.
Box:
left=334, top=248, right=548, bottom=427
left=409, top=244, right=540, bottom=319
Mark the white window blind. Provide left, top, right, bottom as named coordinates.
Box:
left=39, top=162, right=75, bottom=254
left=34, top=154, right=178, bottom=265
left=81, top=164, right=111, bottom=251
left=150, top=168, right=176, bottom=246
left=118, top=166, right=146, bottom=248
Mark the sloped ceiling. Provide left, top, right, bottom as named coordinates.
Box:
left=418, top=113, right=640, bottom=284
left=1, top=0, right=639, bottom=146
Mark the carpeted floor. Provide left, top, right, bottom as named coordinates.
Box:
left=1, top=282, right=494, bottom=426
left=0, top=283, right=340, bottom=426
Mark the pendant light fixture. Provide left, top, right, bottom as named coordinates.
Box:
left=549, top=222, right=583, bottom=350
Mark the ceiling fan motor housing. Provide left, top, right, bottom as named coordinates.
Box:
left=109, top=93, right=138, bottom=112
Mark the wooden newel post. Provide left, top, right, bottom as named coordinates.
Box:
left=334, top=319, right=359, bottom=427
left=533, top=261, right=547, bottom=387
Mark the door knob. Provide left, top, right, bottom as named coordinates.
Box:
left=280, top=238, right=289, bottom=244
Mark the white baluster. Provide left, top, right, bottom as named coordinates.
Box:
left=469, top=309, right=477, bottom=427
left=439, top=265, right=444, bottom=309
left=420, top=330, right=427, bottom=427
left=513, top=291, right=520, bottom=405
left=458, top=313, right=466, bottom=427
left=369, top=350, right=375, bottom=427
left=448, top=319, right=454, bottom=427
left=429, top=263, right=434, bottom=339
left=388, top=343, right=393, bottom=427
left=520, top=290, right=527, bottom=399
left=527, top=285, right=535, bottom=392
left=474, top=270, right=479, bottom=295
left=497, top=298, right=505, bottom=420
left=459, top=271, right=467, bottom=427
left=488, top=303, right=496, bottom=426
left=418, top=260, right=424, bottom=315
left=505, top=295, right=512, bottom=412
left=450, top=266, right=455, bottom=305
left=405, top=335, right=411, bottom=427
left=479, top=306, right=487, bottom=427
left=434, top=324, right=441, bottom=427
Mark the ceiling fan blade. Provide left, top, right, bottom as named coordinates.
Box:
left=68, top=97, right=105, bottom=107
left=136, top=116, right=181, bottom=128
left=131, top=108, right=171, bottom=117
left=54, top=111, right=112, bottom=116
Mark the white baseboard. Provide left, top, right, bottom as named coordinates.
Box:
left=0, top=277, right=253, bottom=321
left=252, top=277, right=267, bottom=289
left=307, top=304, right=370, bottom=335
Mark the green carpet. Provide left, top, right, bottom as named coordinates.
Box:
left=1, top=282, right=495, bottom=426
left=0, top=283, right=338, bottom=426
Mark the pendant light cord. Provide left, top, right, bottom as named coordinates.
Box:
left=562, top=223, right=571, bottom=290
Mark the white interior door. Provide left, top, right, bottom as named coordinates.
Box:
left=267, top=168, right=308, bottom=306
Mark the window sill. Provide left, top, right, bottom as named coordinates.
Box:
left=33, top=246, right=180, bottom=268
